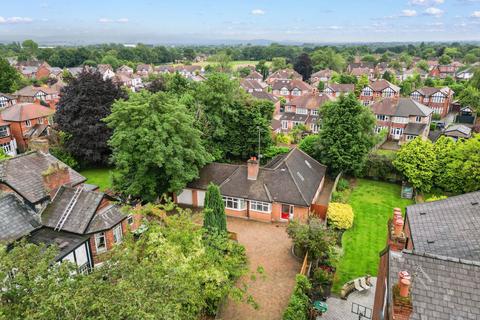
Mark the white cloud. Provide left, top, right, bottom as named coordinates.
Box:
left=410, top=0, right=444, bottom=5
left=401, top=9, right=418, bottom=17
left=251, top=9, right=265, bottom=16
left=0, top=16, right=33, bottom=24
left=425, top=7, right=444, bottom=16
left=328, top=25, right=342, bottom=30
left=472, top=11, right=480, bottom=17
left=99, top=18, right=129, bottom=23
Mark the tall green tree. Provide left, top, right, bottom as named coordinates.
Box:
left=204, top=183, right=227, bottom=233
left=271, top=57, right=289, bottom=72
left=458, top=86, right=480, bottom=113
left=255, top=60, right=269, bottom=80
left=0, top=57, right=21, bottom=93
left=315, top=94, right=376, bottom=175
left=105, top=91, right=212, bottom=201
left=55, top=71, right=126, bottom=165
left=293, top=53, right=313, bottom=81
left=393, top=137, right=437, bottom=192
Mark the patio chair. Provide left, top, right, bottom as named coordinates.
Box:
left=360, top=277, right=372, bottom=290
left=354, top=279, right=365, bottom=292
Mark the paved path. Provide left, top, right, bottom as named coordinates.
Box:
left=322, top=277, right=377, bottom=320
left=217, top=217, right=300, bottom=320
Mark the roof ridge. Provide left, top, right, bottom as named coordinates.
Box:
left=219, top=166, right=242, bottom=188
left=402, top=249, right=480, bottom=267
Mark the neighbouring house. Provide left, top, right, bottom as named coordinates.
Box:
left=240, top=79, right=267, bottom=92
left=443, top=124, right=472, bottom=140
left=174, top=65, right=204, bottom=78
left=175, top=148, right=327, bottom=223
left=370, top=97, right=433, bottom=144
left=245, top=90, right=281, bottom=115
left=455, top=106, right=477, bottom=124
left=41, top=185, right=141, bottom=266
left=1, top=103, right=55, bottom=152
left=271, top=79, right=313, bottom=102
left=360, top=80, right=400, bottom=106
left=266, top=69, right=302, bottom=84
left=114, top=74, right=143, bottom=92
left=456, top=65, right=477, bottom=81
left=96, top=64, right=116, bottom=80
left=279, top=93, right=332, bottom=133
left=351, top=67, right=374, bottom=79
left=323, top=83, right=355, bottom=98
left=245, top=70, right=264, bottom=81
left=410, top=86, right=454, bottom=118
left=116, top=65, right=134, bottom=75
left=136, top=63, right=153, bottom=77
left=372, top=192, right=480, bottom=320
left=429, top=64, right=461, bottom=79
left=0, top=120, right=17, bottom=156
left=0, top=194, right=93, bottom=273
left=310, top=69, right=333, bottom=84
left=154, top=65, right=175, bottom=74
left=0, top=152, right=86, bottom=210
left=0, top=93, right=17, bottom=108
left=13, top=85, right=59, bottom=106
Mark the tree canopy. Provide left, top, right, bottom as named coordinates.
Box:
left=0, top=57, right=20, bottom=93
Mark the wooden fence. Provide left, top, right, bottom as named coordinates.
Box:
left=300, top=252, right=309, bottom=276
left=311, top=204, right=328, bottom=220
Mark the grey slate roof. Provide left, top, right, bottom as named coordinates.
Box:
left=41, top=186, right=104, bottom=234
left=0, top=194, right=40, bottom=242
left=0, top=152, right=86, bottom=205
left=395, top=98, right=432, bottom=117
left=444, top=124, right=472, bottom=138
left=388, top=250, right=480, bottom=320
left=187, top=148, right=327, bottom=207
left=86, top=204, right=126, bottom=233
left=249, top=90, right=278, bottom=102
left=406, top=191, right=480, bottom=262
left=279, top=113, right=308, bottom=122
left=28, top=227, right=89, bottom=260
left=404, top=123, right=427, bottom=135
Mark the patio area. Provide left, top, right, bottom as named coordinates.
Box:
left=217, top=217, right=300, bottom=320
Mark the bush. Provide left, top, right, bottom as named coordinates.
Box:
left=275, top=133, right=291, bottom=145
left=283, top=274, right=312, bottom=320
left=336, top=178, right=349, bottom=192
left=312, top=268, right=333, bottom=286
left=298, top=135, right=319, bottom=157
left=262, top=145, right=290, bottom=163
left=49, top=146, right=79, bottom=170
left=327, top=203, right=354, bottom=230
left=425, top=195, right=448, bottom=202
left=362, top=151, right=400, bottom=181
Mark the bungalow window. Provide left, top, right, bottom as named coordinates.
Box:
left=250, top=201, right=271, bottom=213
left=223, top=196, right=246, bottom=211
left=25, top=120, right=32, bottom=127
left=286, top=106, right=292, bottom=112
left=382, top=88, right=394, bottom=97
left=95, top=232, right=106, bottom=253
left=411, top=92, right=420, bottom=101
left=281, top=121, right=288, bottom=130
left=113, top=225, right=123, bottom=244
left=38, top=117, right=44, bottom=124
left=0, top=97, right=6, bottom=108
left=0, top=142, right=12, bottom=154
left=296, top=108, right=308, bottom=115
left=406, top=135, right=416, bottom=141
left=293, top=121, right=303, bottom=127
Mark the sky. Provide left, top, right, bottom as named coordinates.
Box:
left=0, top=0, right=480, bottom=44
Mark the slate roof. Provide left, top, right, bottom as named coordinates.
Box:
left=240, top=79, right=265, bottom=91
left=444, top=124, right=472, bottom=138
left=0, top=152, right=86, bottom=204
left=286, top=93, right=332, bottom=110
left=325, top=83, right=355, bottom=94
left=388, top=250, right=480, bottom=320
left=404, top=123, right=427, bottom=136
left=86, top=204, right=125, bottom=233
left=1, top=103, right=54, bottom=122
left=371, top=98, right=432, bottom=117
left=415, top=86, right=452, bottom=97
left=187, top=148, right=327, bottom=207
left=28, top=227, right=89, bottom=260
left=245, top=70, right=263, bottom=80
left=41, top=186, right=104, bottom=234
left=249, top=91, right=278, bottom=102
left=351, top=67, right=370, bottom=77
left=406, top=191, right=480, bottom=262
left=267, top=69, right=302, bottom=81
left=0, top=194, right=40, bottom=242
left=311, top=69, right=332, bottom=79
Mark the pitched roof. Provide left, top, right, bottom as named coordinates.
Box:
left=267, top=69, right=302, bottom=81
left=311, top=69, right=332, bottom=78
left=388, top=250, right=480, bottom=320
left=0, top=93, right=14, bottom=100
left=371, top=98, right=432, bottom=117
left=0, top=152, right=86, bottom=204
left=0, top=194, right=40, bottom=242
left=187, top=148, right=327, bottom=206
left=86, top=204, right=125, bottom=233
left=444, top=124, right=472, bottom=137
left=404, top=123, right=427, bottom=135
left=240, top=79, right=265, bottom=91
left=28, top=227, right=89, bottom=260
left=351, top=67, right=371, bottom=76
left=286, top=93, right=332, bottom=109
left=406, top=191, right=480, bottom=262
left=41, top=186, right=104, bottom=234
left=368, top=79, right=400, bottom=93
left=245, top=70, right=263, bottom=80
left=248, top=91, right=278, bottom=102
left=325, top=83, right=355, bottom=93
left=1, top=103, right=54, bottom=122
left=271, top=79, right=312, bottom=91
left=13, top=85, right=57, bottom=97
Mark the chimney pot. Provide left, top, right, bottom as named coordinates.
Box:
left=398, top=271, right=411, bottom=298
left=393, top=216, right=404, bottom=237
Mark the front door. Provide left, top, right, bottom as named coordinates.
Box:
left=281, top=204, right=293, bottom=220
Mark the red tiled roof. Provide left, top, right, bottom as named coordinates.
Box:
left=1, top=103, right=54, bottom=122
left=286, top=93, right=332, bottom=109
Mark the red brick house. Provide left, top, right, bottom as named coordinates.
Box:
left=372, top=192, right=480, bottom=320
left=0, top=120, right=17, bottom=156
left=370, top=97, right=433, bottom=144
left=0, top=93, right=17, bottom=109
left=310, top=69, right=333, bottom=85
left=13, top=85, right=59, bottom=106
left=176, top=148, right=327, bottom=223
left=410, top=86, right=453, bottom=118
left=240, top=79, right=268, bottom=93
left=1, top=102, right=55, bottom=152
left=428, top=63, right=462, bottom=79
left=323, top=83, right=355, bottom=98
left=271, top=79, right=313, bottom=102
left=279, top=93, right=332, bottom=133
left=360, top=80, right=400, bottom=106
left=266, top=68, right=302, bottom=84
left=245, top=70, right=264, bottom=81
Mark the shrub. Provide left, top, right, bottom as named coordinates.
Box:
left=275, top=133, right=291, bottom=145
left=283, top=274, right=312, bottom=320
left=362, top=151, right=400, bottom=181
left=327, top=203, right=354, bottom=230
left=425, top=195, right=447, bottom=202
left=49, top=146, right=79, bottom=170
left=336, top=178, right=349, bottom=192
left=262, top=145, right=290, bottom=163
left=312, top=268, right=333, bottom=286
left=298, top=134, right=319, bottom=157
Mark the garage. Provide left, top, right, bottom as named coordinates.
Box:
left=197, top=191, right=205, bottom=207
left=177, top=189, right=193, bottom=205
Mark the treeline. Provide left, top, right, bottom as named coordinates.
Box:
left=2, top=40, right=480, bottom=69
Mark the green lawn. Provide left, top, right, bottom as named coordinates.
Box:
left=332, top=179, right=414, bottom=293
left=78, top=168, right=115, bottom=191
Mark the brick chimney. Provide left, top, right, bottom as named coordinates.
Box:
left=388, top=208, right=407, bottom=251
left=247, top=157, right=259, bottom=181
left=392, top=271, right=413, bottom=319
left=42, top=163, right=71, bottom=198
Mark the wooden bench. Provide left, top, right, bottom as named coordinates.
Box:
left=340, top=275, right=372, bottom=300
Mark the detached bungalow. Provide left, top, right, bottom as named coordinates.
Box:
left=176, top=148, right=327, bottom=223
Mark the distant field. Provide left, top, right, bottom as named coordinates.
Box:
left=171, top=60, right=270, bottom=70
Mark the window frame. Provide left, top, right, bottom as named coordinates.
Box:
left=113, top=224, right=123, bottom=244
left=222, top=196, right=246, bottom=211
left=25, top=120, right=32, bottom=127
left=95, top=232, right=107, bottom=253
left=249, top=200, right=272, bottom=213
